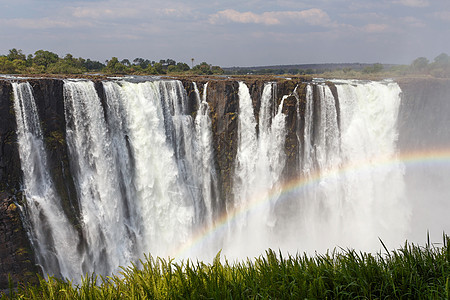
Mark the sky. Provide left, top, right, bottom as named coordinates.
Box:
left=0, top=0, right=449, bottom=67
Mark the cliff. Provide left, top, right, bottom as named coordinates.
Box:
left=1, top=75, right=447, bottom=289
left=0, top=76, right=312, bottom=288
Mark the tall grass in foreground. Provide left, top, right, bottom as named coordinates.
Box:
left=2, top=235, right=450, bottom=299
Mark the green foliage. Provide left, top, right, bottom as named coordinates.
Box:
left=211, top=65, right=224, bottom=75
left=3, top=236, right=450, bottom=299
left=3, top=48, right=450, bottom=78
left=411, top=57, right=429, bottom=71
left=363, top=63, right=384, bottom=73
left=0, top=49, right=205, bottom=75
left=7, top=49, right=26, bottom=62
left=104, top=57, right=127, bottom=74
left=47, top=54, right=86, bottom=74
left=133, top=58, right=151, bottom=69
left=192, top=62, right=224, bottom=75
left=167, top=62, right=191, bottom=73
left=433, top=53, right=450, bottom=66
left=152, top=62, right=166, bottom=74
left=33, top=50, right=59, bottom=68
left=0, top=57, right=17, bottom=73
left=83, top=59, right=105, bottom=71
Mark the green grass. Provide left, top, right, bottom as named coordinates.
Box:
left=2, top=235, right=450, bottom=299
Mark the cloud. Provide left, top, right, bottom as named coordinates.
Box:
left=363, top=23, right=389, bottom=33
left=72, top=6, right=140, bottom=19
left=401, top=16, right=425, bottom=27
left=209, top=9, right=279, bottom=25
left=70, top=1, right=192, bottom=21
left=434, top=11, right=450, bottom=22
left=0, top=17, right=93, bottom=29
left=394, top=0, right=429, bottom=8
left=209, top=8, right=332, bottom=26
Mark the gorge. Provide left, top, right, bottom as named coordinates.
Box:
left=0, top=75, right=449, bottom=288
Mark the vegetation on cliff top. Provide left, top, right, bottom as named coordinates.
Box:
left=0, top=49, right=224, bottom=76
left=2, top=48, right=450, bottom=79
left=225, top=53, right=450, bottom=79
left=2, top=235, right=449, bottom=299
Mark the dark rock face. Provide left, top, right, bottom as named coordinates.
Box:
left=0, top=79, right=77, bottom=290
left=181, top=78, right=308, bottom=211
left=0, top=81, right=32, bottom=292
left=0, top=81, right=21, bottom=193
left=0, top=192, right=40, bottom=292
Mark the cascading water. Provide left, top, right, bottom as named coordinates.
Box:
left=12, top=82, right=82, bottom=279
left=284, top=80, right=408, bottom=253
left=226, top=82, right=287, bottom=257
left=193, top=82, right=219, bottom=227
left=64, top=80, right=138, bottom=276
left=12, top=78, right=413, bottom=280
left=101, top=80, right=217, bottom=260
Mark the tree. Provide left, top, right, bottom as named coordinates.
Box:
left=0, top=57, right=16, bottom=73
left=153, top=62, right=166, bottom=74
left=433, top=53, right=450, bottom=65
left=176, top=62, right=190, bottom=71
left=105, top=57, right=126, bottom=74
left=84, top=59, right=105, bottom=71
left=363, top=63, right=383, bottom=73
left=166, top=59, right=176, bottom=66
left=430, top=53, right=450, bottom=78
left=33, top=50, right=59, bottom=68
left=7, top=48, right=26, bottom=61
left=26, top=54, right=33, bottom=67
left=121, top=59, right=131, bottom=66
left=46, top=53, right=86, bottom=74
left=193, top=62, right=213, bottom=75
left=211, top=65, right=224, bottom=75
left=411, top=57, right=429, bottom=72
left=133, top=58, right=151, bottom=69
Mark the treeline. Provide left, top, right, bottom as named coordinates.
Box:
left=322, top=54, right=450, bottom=78
left=0, top=49, right=224, bottom=75
left=224, top=63, right=386, bottom=76
left=406, top=53, right=450, bottom=77
left=224, top=53, right=450, bottom=78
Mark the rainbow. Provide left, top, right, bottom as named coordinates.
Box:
left=170, top=148, right=450, bottom=259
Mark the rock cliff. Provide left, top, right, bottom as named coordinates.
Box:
left=1, top=75, right=447, bottom=289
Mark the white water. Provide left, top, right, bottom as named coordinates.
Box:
left=284, top=81, right=408, bottom=253
left=64, top=80, right=136, bottom=275
left=12, top=82, right=82, bottom=279
left=193, top=82, right=219, bottom=227
left=14, top=78, right=411, bottom=279
left=227, top=82, right=287, bottom=257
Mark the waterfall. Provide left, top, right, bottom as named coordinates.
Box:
left=193, top=82, right=219, bottom=227
left=12, top=77, right=411, bottom=279
left=302, top=84, right=314, bottom=176
left=63, top=80, right=136, bottom=275
left=228, top=82, right=287, bottom=257
left=288, top=80, right=408, bottom=253
left=12, top=82, right=82, bottom=279
left=85, top=81, right=196, bottom=262
left=335, top=81, right=407, bottom=249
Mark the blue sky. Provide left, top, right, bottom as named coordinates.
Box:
left=0, top=0, right=449, bottom=67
